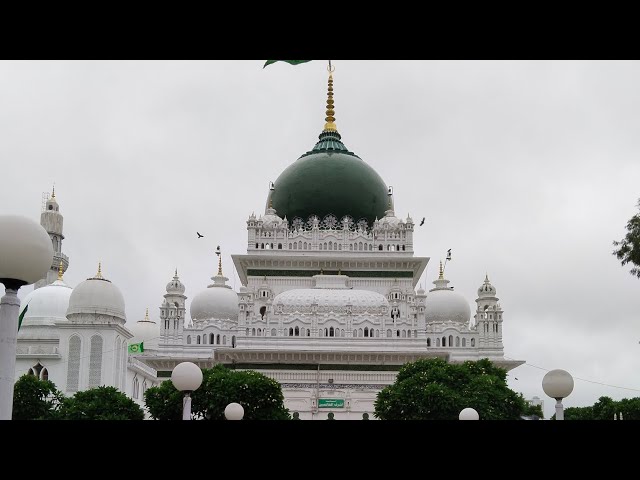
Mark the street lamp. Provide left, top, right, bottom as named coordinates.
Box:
left=0, top=215, right=53, bottom=420
left=171, top=362, right=203, bottom=420
left=542, top=369, right=574, bottom=421
left=224, top=402, right=244, bottom=420
left=459, top=407, right=479, bottom=420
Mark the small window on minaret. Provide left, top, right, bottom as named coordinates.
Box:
left=48, top=205, right=52, bottom=210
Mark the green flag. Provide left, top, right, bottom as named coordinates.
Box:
left=128, top=342, right=144, bottom=354
left=18, top=304, right=28, bottom=331
left=263, top=60, right=312, bottom=69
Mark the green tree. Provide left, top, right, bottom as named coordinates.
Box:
left=561, top=405, right=594, bottom=420
left=12, top=374, right=63, bottom=420
left=521, top=402, right=544, bottom=419
left=613, top=198, right=640, bottom=279
left=374, top=358, right=527, bottom=420
left=144, top=365, right=290, bottom=420
left=55, top=386, right=144, bottom=420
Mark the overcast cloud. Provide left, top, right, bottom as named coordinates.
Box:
left=1, top=60, right=639, bottom=419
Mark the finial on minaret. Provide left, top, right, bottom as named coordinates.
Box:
left=57, top=260, right=64, bottom=280
left=215, top=245, right=223, bottom=276
left=96, top=262, right=103, bottom=279
left=145, top=308, right=149, bottom=321
left=485, top=273, right=489, bottom=282
left=438, top=261, right=444, bottom=280
left=323, top=62, right=337, bottom=132
left=269, top=197, right=273, bottom=209
left=175, top=268, right=178, bottom=276
left=51, top=183, right=56, bottom=199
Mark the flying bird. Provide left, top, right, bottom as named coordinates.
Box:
left=515, top=377, right=519, bottom=380
left=419, top=217, right=425, bottom=226
left=197, top=232, right=204, bottom=238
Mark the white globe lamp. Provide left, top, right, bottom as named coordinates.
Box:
left=459, top=407, right=479, bottom=420
left=225, top=402, right=245, bottom=420
left=171, top=362, right=203, bottom=420
left=0, top=215, right=54, bottom=420
left=542, top=369, right=574, bottom=420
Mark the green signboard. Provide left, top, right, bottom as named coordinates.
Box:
left=318, top=398, right=345, bottom=408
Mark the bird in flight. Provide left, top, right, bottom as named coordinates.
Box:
left=515, top=377, right=519, bottom=380
left=419, top=217, right=425, bottom=226
left=197, top=232, right=204, bottom=238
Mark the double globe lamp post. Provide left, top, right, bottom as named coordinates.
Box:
left=0, top=215, right=54, bottom=420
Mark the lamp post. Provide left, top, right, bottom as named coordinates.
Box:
left=224, top=402, right=244, bottom=420
left=0, top=215, right=53, bottom=420
left=459, top=408, right=479, bottom=420
left=542, top=369, right=574, bottom=420
left=171, top=362, right=203, bottom=420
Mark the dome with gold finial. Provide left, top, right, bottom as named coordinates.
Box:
left=269, top=66, right=388, bottom=228
left=66, top=262, right=126, bottom=323
left=424, top=262, right=471, bottom=325
left=190, top=253, right=239, bottom=321
left=19, top=261, right=72, bottom=328
left=129, top=308, right=160, bottom=350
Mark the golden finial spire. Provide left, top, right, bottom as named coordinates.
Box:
left=145, top=308, right=149, bottom=321
left=269, top=197, right=273, bottom=209
left=438, top=261, right=444, bottom=280
left=217, top=254, right=223, bottom=276
left=323, top=63, right=337, bottom=132
left=57, top=260, right=64, bottom=280
left=51, top=183, right=56, bottom=199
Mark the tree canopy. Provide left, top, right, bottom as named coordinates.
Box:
left=561, top=396, right=640, bottom=420
left=54, top=386, right=145, bottom=420
left=144, top=364, right=290, bottom=420
left=374, top=358, right=528, bottom=420
left=12, top=374, right=63, bottom=420
left=613, top=198, right=640, bottom=279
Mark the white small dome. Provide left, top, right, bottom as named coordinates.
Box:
left=19, top=279, right=72, bottom=327
left=239, top=285, right=248, bottom=293
left=425, top=288, right=471, bottom=325
left=66, top=267, right=126, bottom=323
left=477, top=275, right=497, bottom=298
left=166, top=271, right=185, bottom=295
left=190, top=275, right=239, bottom=321
left=129, top=310, right=160, bottom=350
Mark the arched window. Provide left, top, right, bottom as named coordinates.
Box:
left=187, top=335, right=191, bottom=344
left=271, top=328, right=277, bottom=336
left=402, top=245, right=405, bottom=251
left=142, top=379, right=148, bottom=395
left=364, top=327, right=369, bottom=337
left=223, top=335, right=226, bottom=344
left=298, top=241, right=302, bottom=249
left=341, top=329, right=345, bottom=337
left=252, top=328, right=256, bottom=336
left=358, top=328, right=363, bottom=337
left=401, top=330, right=406, bottom=338
left=278, top=243, right=282, bottom=249
left=353, top=329, right=357, bottom=337
left=436, top=337, right=440, bottom=347
left=339, top=244, right=342, bottom=250
left=245, top=328, right=249, bottom=336
left=304, top=242, right=307, bottom=249
left=203, top=335, right=207, bottom=344
left=329, top=242, right=333, bottom=250
left=41, top=368, right=49, bottom=381
left=456, top=336, right=460, bottom=347
left=261, top=243, right=264, bottom=249
left=324, top=328, right=328, bottom=337
left=471, top=338, right=475, bottom=347
left=448, top=335, right=453, bottom=347
left=307, top=329, right=311, bottom=337
left=292, top=326, right=298, bottom=336
left=386, top=329, right=392, bottom=338
left=397, top=330, right=400, bottom=337
left=375, top=329, right=380, bottom=338
left=232, top=336, right=236, bottom=347
left=289, top=327, right=294, bottom=336
left=289, top=243, right=292, bottom=249
left=88, top=335, right=103, bottom=389
left=379, top=245, right=383, bottom=251
left=197, top=335, right=201, bottom=344
left=462, top=338, right=466, bottom=347
left=442, top=336, right=446, bottom=347
left=27, top=368, right=35, bottom=376
left=209, top=333, right=214, bottom=344
left=427, top=338, right=431, bottom=347
left=133, top=377, right=139, bottom=399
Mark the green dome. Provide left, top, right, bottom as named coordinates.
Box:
left=270, top=131, right=389, bottom=228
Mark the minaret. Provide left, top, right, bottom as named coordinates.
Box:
left=474, top=274, right=503, bottom=352
left=35, top=186, right=69, bottom=289
left=160, top=269, right=187, bottom=345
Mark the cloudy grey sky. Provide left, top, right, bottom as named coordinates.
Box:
left=1, top=60, right=639, bottom=419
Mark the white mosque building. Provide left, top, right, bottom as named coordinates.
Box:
left=14, top=71, right=523, bottom=419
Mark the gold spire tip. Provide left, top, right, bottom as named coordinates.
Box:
left=323, top=68, right=337, bottom=132
left=438, top=261, right=444, bottom=280
left=96, top=262, right=103, bottom=279
left=145, top=308, right=149, bottom=320
left=217, top=254, right=223, bottom=276
left=57, top=260, right=64, bottom=280
left=51, top=183, right=56, bottom=198
left=269, top=197, right=273, bottom=209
